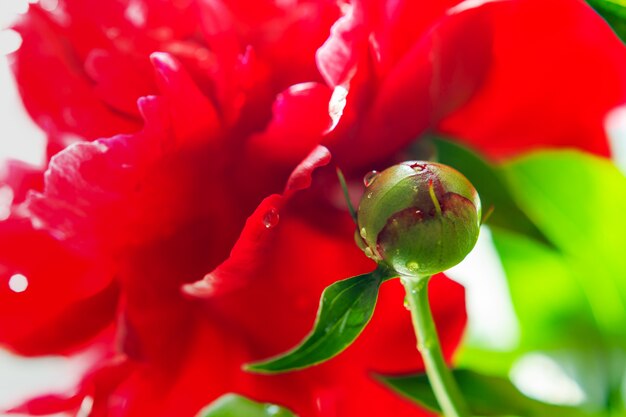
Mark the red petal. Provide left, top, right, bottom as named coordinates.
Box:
left=316, top=1, right=369, bottom=87
left=7, top=393, right=82, bottom=416
left=316, top=0, right=466, bottom=87
left=183, top=145, right=332, bottom=298
left=245, top=83, right=333, bottom=166
left=0, top=160, right=44, bottom=204
left=174, top=206, right=464, bottom=417
left=150, top=52, right=221, bottom=142
left=325, top=1, right=496, bottom=168
left=84, top=48, right=154, bottom=117
left=439, top=0, right=626, bottom=158
left=0, top=219, right=115, bottom=355
left=12, top=8, right=140, bottom=146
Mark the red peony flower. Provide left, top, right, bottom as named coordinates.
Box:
left=6, top=0, right=341, bottom=205
left=2, top=0, right=626, bottom=416
left=12, top=0, right=339, bottom=153
left=316, top=0, right=626, bottom=166
left=3, top=1, right=466, bottom=416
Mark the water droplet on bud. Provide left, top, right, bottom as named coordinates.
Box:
left=364, top=247, right=374, bottom=258
left=263, top=208, right=280, bottom=229
left=363, top=170, right=380, bottom=187
left=406, top=261, right=419, bottom=273
left=360, top=227, right=367, bottom=239
left=265, top=405, right=281, bottom=416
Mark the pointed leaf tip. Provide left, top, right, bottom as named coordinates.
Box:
left=245, top=267, right=393, bottom=373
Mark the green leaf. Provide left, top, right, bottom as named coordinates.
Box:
left=431, top=137, right=551, bottom=246
left=196, top=394, right=296, bottom=417
left=483, top=150, right=626, bottom=412
left=498, top=150, right=626, bottom=345
left=377, top=369, right=586, bottom=417
left=245, top=267, right=392, bottom=373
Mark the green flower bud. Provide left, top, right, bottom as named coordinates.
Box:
left=356, top=161, right=481, bottom=277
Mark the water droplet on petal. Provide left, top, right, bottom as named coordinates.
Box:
left=363, top=170, right=379, bottom=187
left=8, top=273, right=28, bottom=293
left=406, top=261, right=419, bottom=273
left=263, top=208, right=280, bottom=229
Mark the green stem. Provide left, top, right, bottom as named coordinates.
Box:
left=401, top=276, right=470, bottom=417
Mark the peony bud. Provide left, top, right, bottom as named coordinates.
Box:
left=356, top=161, right=481, bottom=277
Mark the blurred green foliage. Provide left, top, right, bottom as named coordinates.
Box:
left=433, top=139, right=626, bottom=416
left=378, top=369, right=587, bottom=417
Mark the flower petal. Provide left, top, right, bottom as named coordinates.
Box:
left=150, top=52, right=221, bottom=142
left=183, top=145, right=332, bottom=298
left=439, top=0, right=626, bottom=158
left=0, top=219, right=116, bottom=355
left=245, top=83, right=333, bottom=166
left=323, top=0, right=496, bottom=168
left=12, top=7, right=140, bottom=148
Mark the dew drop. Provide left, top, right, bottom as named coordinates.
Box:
left=364, top=247, right=374, bottom=259
left=265, top=405, right=281, bottom=416
left=8, top=273, right=28, bottom=293
left=359, top=227, right=367, bottom=239
left=263, top=208, right=280, bottom=229
left=403, top=296, right=410, bottom=310
left=367, top=192, right=373, bottom=199
left=406, top=261, right=419, bottom=273
left=363, top=170, right=379, bottom=187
